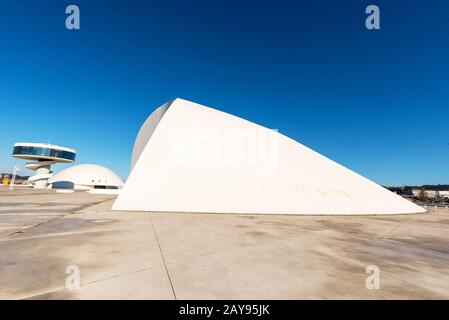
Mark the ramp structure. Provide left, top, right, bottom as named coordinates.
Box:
left=113, top=98, right=424, bottom=215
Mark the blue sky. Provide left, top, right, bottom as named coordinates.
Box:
left=0, top=0, right=448, bottom=185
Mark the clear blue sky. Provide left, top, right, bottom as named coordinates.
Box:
left=0, top=0, right=448, bottom=186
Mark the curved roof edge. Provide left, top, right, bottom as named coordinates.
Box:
left=130, top=98, right=178, bottom=171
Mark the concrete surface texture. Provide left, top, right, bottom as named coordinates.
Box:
left=0, top=187, right=448, bottom=299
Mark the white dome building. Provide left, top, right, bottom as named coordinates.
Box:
left=49, top=164, right=124, bottom=193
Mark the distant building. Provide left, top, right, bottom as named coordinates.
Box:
left=386, top=185, right=449, bottom=199
left=412, top=190, right=449, bottom=198
left=385, top=186, right=413, bottom=196
left=48, top=164, right=124, bottom=193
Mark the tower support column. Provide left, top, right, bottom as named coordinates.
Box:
left=34, top=165, right=51, bottom=189
left=25, top=161, right=56, bottom=189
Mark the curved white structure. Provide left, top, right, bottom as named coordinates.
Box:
left=113, top=98, right=425, bottom=215
left=12, top=143, right=76, bottom=189
left=49, top=164, right=124, bottom=191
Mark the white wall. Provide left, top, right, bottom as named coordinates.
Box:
left=113, top=99, right=425, bottom=215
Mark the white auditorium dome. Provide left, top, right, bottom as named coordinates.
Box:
left=49, top=164, right=124, bottom=191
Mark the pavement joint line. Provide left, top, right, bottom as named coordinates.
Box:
left=149, top=214, right=177, bottom=300
left=0, top=228, right=126, bottom=242
left=0, top=192, right=56, bottom=198
left=20, top=264, right=165, bottom=300
left=0, top=199, right=112, bottom=240
left=376, top=223, right=402, bottom=240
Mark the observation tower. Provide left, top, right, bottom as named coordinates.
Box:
left=12, top=142, right=76, bottom=189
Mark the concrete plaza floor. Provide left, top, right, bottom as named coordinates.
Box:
left=0, top=187, right=448, bottom=299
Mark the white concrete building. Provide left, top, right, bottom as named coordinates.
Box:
left=412, top=189, right=449, bottom=198
left=113, top=98, right=425, bottom=215
left=49, top=164, right=124, bottom=193
left=12, top=142, right=76, bottom=189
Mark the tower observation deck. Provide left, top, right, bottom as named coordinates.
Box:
left=12, top=142, right=76, bottom=189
